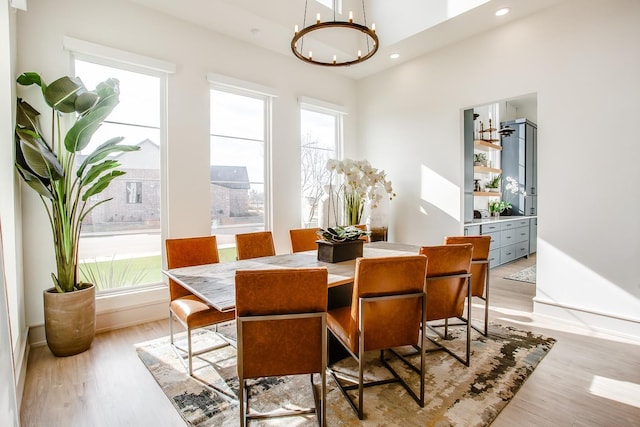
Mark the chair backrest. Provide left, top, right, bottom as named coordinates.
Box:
left=418, top=244, right=473, bottom=321
left=345, top=255, right=427, bottom=353
left=235, top=231, right=276, bottom=260
left=353, top=224, right=370, bottom=242
left=289, top=227, right=321, bottom=253
left=235, top=268, right=328, bottom=379
left=165, top=236, right=220, bottom=301
left=443, top=235, right=491, bottom=297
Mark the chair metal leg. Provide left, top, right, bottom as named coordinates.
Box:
left=187, top=326, right=193, bottom=375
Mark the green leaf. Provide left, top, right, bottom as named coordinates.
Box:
left=80, top=160, right=120, bottom=188
left=76, top=137, right=139, bottom=175
left=82, top=170, right=126, bottom=201
left=64, top=105, right=116, bottom=152
left=15, top=98, right=41, bottom=133
left=44, top=76, right=84, bottom=113
left=74, top=91, right=99, bottom=114
left=16, top=129, right=64, bottom=180
left=17, top=72, right=42, bottom=87
left=15, top=164, right=54, bottom=200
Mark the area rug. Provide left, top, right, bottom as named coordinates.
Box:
left=135, top=323, right=554, bottom=426
left=504, top=265, right=536, bottom=284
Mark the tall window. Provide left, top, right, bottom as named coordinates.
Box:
left=300, top=104, right=341, bottom=227
left=210, top=86, right=270, bottom=256
left=74, top=59, right=163, bottom=293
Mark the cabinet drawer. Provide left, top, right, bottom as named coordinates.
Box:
left=501, top=244, right=517, bottom=263
left=465, top=225, right=480, bottom=236
left=482, top=223, right=500, bottom=233
left=488, top=248, right=500, bottom=269
left=500, top=219, right=529, bottom=230
left=515, top=243, right=529, bottom=259
left=500, top=228, right=516, bottom=246
left=485, top=231, right=500, bottom=248
left=513, top=226, right=530, bottom=243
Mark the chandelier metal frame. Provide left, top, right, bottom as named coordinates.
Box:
left=291, top=0, right=379, bottom=67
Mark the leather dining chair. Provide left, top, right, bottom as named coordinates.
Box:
left=443, top=235, right=492, bottom=336
left=418, top=244, right=473, bottom=366
left=327, top=255, right=427, bottom=420
left=235, top=267, right=328, bottom=426
left=289, top=227, right=321, bottom=253
left=165, top=236, right=236, bottom=376
left=235, top=231, right=276, bottom=260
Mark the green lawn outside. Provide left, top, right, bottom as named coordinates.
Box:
left=80, top=247, right=238, bottom=291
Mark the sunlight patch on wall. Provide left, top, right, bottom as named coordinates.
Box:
left=590, top=376, right=640, bottom=409
left=420, top=165, right=460, bottom=221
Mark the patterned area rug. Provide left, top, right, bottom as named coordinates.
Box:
left=504, top=265, right=536, bottom=284
left=135, top=323, right=554, bottom=426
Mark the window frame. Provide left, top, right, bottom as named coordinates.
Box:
left=65, top=37, right=173, bottom=297
left=207, top=74, right=277, bottom=234
left=299, top=97, right=345, bottom=228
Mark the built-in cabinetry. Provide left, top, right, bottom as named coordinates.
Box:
left=500, top=119, right=537, bottom=216
left=464, top=217, right=536, bottom=268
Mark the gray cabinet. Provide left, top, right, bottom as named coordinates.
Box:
left=464, top=217, right=534, bottom=268
left=500, top=119, right=537, bottom=216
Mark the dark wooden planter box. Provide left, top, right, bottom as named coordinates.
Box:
left=316, top=239, right=364, bottom=263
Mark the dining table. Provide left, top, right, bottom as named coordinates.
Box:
left=162, top=241, right=420, bottom=312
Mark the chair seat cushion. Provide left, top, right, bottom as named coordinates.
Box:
left=327, top=306, right=357, bottom=354
left=170, top=295, right=235, bottom=329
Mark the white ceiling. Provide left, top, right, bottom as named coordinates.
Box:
left=127, top=0, right=565, bottom=80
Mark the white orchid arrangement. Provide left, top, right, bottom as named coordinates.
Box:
left=326, top=158, right=395, bottom=225
left=503, top=176, right=527, bottom=205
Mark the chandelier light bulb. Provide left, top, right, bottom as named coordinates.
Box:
left=316, top=13, right=321, bottom=23
left=349, top=11, right=353, bottom=23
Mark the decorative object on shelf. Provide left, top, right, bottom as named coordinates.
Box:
left=14, top=72, right=141, bottom=356
left=291, top=0, right=378, bottom=67
left=485, top=174, right=501, bottom=192
left=488, top=200, right=510, bottom=217
left=474, top=153, right=487, bottom=166
left=316, top=226, right=368, bottom=263
left=325, top=158, right=395, bottom=227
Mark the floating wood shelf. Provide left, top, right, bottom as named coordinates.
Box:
left=474, top=140, right=502, bottom=151
left=474, top=166, right=502, bottom=174
left=474, top=191, right=502, bottom=197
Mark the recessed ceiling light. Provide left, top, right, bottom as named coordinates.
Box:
left=495, top=7, right=510, bottom=16
left=390, top=53, right=400, bottom=59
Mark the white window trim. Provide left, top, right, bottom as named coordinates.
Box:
left=63, top=36, right=176, bottom=74
left=64, top=40, right=170, bottom=326
left=208, top=75, right=275, bottom=231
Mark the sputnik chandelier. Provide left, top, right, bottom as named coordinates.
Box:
left=291, top=0, right=379, bottom=67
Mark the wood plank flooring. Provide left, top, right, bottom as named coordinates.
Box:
left=20, top=255, right=640, bottom=426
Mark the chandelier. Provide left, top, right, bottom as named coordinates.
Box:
left=291, top=0, right=379, bottom=67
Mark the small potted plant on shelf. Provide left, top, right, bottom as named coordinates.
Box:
left=485, top=174, right=501, bottom=192
left=474, top=153, right=487, bottom=166
left=488, top=200, right=511, bottom=217
left=316, top=225, right=369, bottom=263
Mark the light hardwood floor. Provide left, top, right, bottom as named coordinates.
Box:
left=20, top=255, right=640, bottom=426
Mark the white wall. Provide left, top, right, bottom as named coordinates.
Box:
left=357, top=0, right=640, bottom=339
left=15, top=0, right=357, bottom=329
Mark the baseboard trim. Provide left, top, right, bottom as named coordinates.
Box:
left=14, top=329, right=29, bottom=411
left=533, top=297, right=640, bottom=342
left=28, top=286, right=170, bottom=347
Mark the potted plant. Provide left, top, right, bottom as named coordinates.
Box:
left=14, top=72, right=140, bottom=356
left=488, top=200, right=511, bottom=217
left=473, top=153, right=487, bottom=166
left=485, top=174, right=501, bottom=192
left=316, top=225, right=369, bottom=263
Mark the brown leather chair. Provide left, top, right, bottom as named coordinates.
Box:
left=443, top=235, right=492, bottom=336
left=235, top=231, right=276, bottom=260
left=165, top=236, right=235, bottom=376
left=289, top=227, right=321, bottom=253
left=418, top=244, right=473, bottom=366
left=235, top=268, right=328, bottom=426
left=327, top=255, right=427, bottom=420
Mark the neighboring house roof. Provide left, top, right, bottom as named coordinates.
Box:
left=76, top=138, right=159, bottom=167
left=210, top=165, right=250, bottom=190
